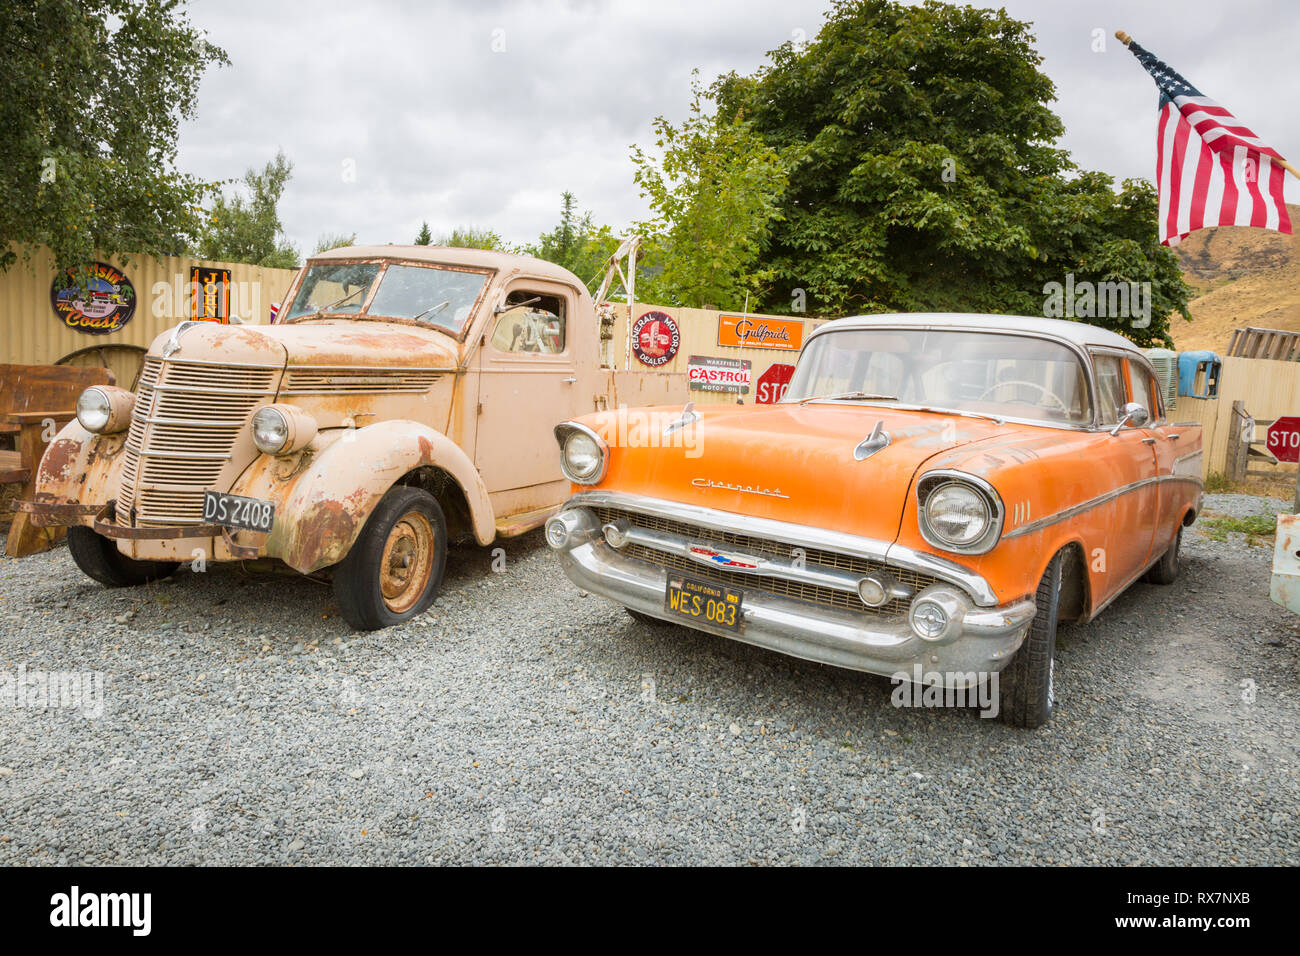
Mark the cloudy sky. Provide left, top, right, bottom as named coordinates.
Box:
left=176, top=0, right=1300, bottom=258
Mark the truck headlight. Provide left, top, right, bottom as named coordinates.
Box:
left=76, top=386, right=134, bottom=434
left=252, top=404, right=318, bottom=456
left=917, top=472, right=1004, bottom=554
left=554, top=423, right=607, bottom=485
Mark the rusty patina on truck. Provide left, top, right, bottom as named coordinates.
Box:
left=12, top=246, right=681, bottom=629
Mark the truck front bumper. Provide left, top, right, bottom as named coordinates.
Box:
left=547, top=505, right=1035, bottom=682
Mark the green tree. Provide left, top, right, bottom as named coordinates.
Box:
left=197, top=150, right=300, bottom=269
left=414, top=221, right=432, bottom=245
left=712, top=0, right=1189, bottom=345
left=434, top=226, right=507, bottom=250
left=630, top=74, right=788, bottom=311
left=312, top=232, right=357, bottom=255
left=526, top=193, right=621, bottom=291
left=0, top=0, right=229, bottom=275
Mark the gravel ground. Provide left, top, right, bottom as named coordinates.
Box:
left=0, top=492, right=1296, bottom=866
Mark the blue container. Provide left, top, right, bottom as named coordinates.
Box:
left=1177, top=350, right=1221, bottom=398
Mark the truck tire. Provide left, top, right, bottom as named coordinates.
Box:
left=333, top=486, right=447, bottom=631
left=999, top=551, right=1063, bottom=729
left=67, top=526, right=179, bottom=587
left=1142, top=527, right=1181, bottom=585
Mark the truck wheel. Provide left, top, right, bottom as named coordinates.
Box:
left=1142, top=527, right=1181, bottom=585
left=333, top=486, right=447, bottom=630
left=66, top=526, right=179, bottom=587
left=626, top=607, right=677, bottom=627
left=999, top=551, right=1063, bottom=729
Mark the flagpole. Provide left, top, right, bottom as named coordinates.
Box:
left=1116, top=29, right=1300, bottom=182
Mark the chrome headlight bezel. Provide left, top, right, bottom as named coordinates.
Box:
left=251, top=404, right=317, bottom=456
left=554, top=422, right=608, bottom=486
left=916, top=471, right=1005, bottom=555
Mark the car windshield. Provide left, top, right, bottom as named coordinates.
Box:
left=282, top=261, right=489, bottom=333
left=783, top=328, right=1094, bottom=425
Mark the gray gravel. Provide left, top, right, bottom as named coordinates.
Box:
left=0, top=492, right=1296, bottom=865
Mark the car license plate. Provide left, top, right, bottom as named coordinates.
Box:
left=203, top=491, right=275, bottom=534
left=664, top=574, right=744, bottom=634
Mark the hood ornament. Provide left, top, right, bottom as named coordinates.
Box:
left=853, top=420, right=891, bottom=461
left=663, top=402, right=700, bottom=437
left=161, top=320, right=203, bottom=358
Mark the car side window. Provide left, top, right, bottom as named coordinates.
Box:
left=1093, top=354, right=1127, bottom=426
left=1128, top=364, right=1159, bottom=424
left=490, top=291, right=566, bottom=354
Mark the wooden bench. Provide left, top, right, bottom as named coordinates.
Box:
left=1, top=363, right=116, bottom=555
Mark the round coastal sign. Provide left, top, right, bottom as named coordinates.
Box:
left=631, top=310, right=680, bottom=367
left=50, top=261, right=136, bottom=335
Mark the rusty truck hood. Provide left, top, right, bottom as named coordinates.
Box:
left=146, top=319, right=459, bottom=369
left=588, top=402, right=1011, bottom=542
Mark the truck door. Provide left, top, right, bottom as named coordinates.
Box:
left=474, top=281, right=583, bottom=494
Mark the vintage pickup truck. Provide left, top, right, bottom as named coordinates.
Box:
left=13, top=246, right=681, bottom=629
left=546, top=314, right=1204, bottom=727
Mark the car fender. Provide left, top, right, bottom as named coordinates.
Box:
left=30, top=420, right=127, bottom=513
left=238, top=420, right=495, bottom=574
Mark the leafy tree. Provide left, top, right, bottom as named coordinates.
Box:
left=526, top=192, right=621, bottom=291
left=711, top=0, right=1189, bottom=345
left=312, top=232, right=357, bottom=255
left=414, top=221, right=432, bottom=245
left=196, top=150, right=300, bottom=269
left=0, top=0, right=229, bottom=276
left=434, top=226, right=508, bottom=250
left=630, top=74, right=788, bottom=311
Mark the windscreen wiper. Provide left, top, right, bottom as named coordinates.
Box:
left=310, top=287, right=364, bottom=318
left=412, top=300, right=450, bottom=322
left=799, top=392, right=899, bottom=405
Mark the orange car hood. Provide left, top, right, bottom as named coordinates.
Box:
left=591, top=403, right=1009, bottom=543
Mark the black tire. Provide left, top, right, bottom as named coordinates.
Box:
left=66, top=526, right=179, bottom=587
left=1143, top=527, right=1182, bottom=585
left=999, top=551, right=1063, bottom=729
left=626, top=607, right=677, bottom=627
left=333, top=486, right=447, bottom=631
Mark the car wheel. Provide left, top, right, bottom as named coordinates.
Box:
left=999, top=551, right=1063, bottom=729
left=66, top=526, right=179, bottom=587
left=1142, top=527, right=1182, bottom=585
left=333, top=487, right=447, bottom=631
left=626, top=607, right=677, bottom=627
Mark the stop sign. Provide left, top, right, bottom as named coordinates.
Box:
left=1267, top=416, right=1300, bottom=462
left=756, top=363, right=795, bottom=404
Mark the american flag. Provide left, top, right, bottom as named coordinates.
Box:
left=1124, top=38, right=1292, bottom=246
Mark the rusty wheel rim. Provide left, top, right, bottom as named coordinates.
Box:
left=379, top=511, right=435, bottom=615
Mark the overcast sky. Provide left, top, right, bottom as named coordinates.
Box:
left=176, top=0, right=1300, bottom=258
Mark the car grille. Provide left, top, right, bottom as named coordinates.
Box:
left=593, top=506, right=938, bottom=616
left=117, top=358, right=279, bottom=528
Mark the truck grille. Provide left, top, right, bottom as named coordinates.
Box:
left=117, top=358, right=279, bottom=528
left=594, top=506, right=939, bottom=616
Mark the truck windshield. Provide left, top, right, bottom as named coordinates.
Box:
left=783, top=328, right=1094, bottom=425
left=281, top=261, right=489, bottom=333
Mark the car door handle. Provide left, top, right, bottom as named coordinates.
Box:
left=1142, top=437, right=1157, bottom=445
left=561, top=376, right=577, bottom=384
left=1168, top=433, right=1180, bottom=440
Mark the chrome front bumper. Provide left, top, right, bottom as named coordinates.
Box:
left=547, top=503, right=1035, bottom=680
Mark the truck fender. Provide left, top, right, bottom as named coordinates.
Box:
left=30, top=420, right=126, bottom=511
left=263, top=420, right=495, bottom=574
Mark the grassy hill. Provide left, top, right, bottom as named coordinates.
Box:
left=1169, top=204, right=1300, bottom=353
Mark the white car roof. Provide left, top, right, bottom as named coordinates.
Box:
left=813, top=313, right=1144, bottom=353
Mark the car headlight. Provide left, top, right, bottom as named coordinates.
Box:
left=555, top=423, right=607, bottom=485
left=76, top=386, right=134, bottom=434
left=917, top=473, right=1004, bottom=554
left=252, top=404, right=317, bottom=456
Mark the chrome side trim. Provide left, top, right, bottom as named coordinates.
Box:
left=1002, top=473, right=1205, bottom=540
left=563, top=490, right=999, bottom=606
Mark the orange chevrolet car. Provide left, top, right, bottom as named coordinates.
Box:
left=545, top=314, right=1203, bottom=727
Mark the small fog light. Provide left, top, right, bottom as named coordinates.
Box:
left=603, top=520, right=630, bottom=549
left=857, top=572, right=894, bottom=608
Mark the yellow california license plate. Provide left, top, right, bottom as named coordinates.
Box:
left=664, top=574, right=744, bottom=634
